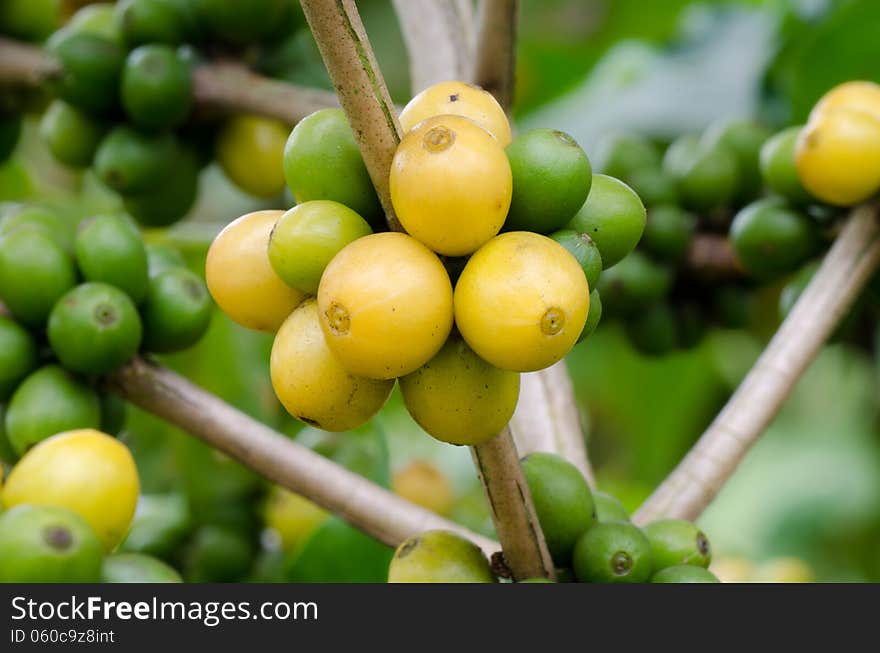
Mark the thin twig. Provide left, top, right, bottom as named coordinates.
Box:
left=391, top=0, right=473, bottom=93
left=0, top=37, right=338, bottom=124
left=473, top=0, right=518, bottom=110
left=108, top=358, right=498, bottom=556
left=193, top=63, right=338, bottom=124
left=299, top=0, right=403, bottom=230
left=471, top=428, right=556, bottom=580
left=0, top=37, right=58, bottom=86
left=510, top=361, right=594, bottom=486
left=634, top=205, right=880, bottom=524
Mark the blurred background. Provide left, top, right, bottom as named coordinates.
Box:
left=2, top=0, right=879, bottom=582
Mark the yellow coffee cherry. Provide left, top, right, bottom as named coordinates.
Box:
left=390, top=115, right=512, bottom=256
left=262, top=486, right=328, bottom=553
left=454, top=231, right=589, bottom=372
left=398, top=80, right=512, bottom=146
left=399, top=337, right=519, bottom=446
left=216, top=115, right=288, bottom=198
left=2, top=429, right=139, bottom=551
left=811, top=80, right=880, bottom=120
left=317, top=232, right=454, bottom=380
left=270, top=299, right=394, bottom=431
left=206, top=210, right=306, bottom=333
left=391, top=460, right=455, bottom=516
left=796, top=107, right=880, bottom=205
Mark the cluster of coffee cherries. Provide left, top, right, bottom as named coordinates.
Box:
left=206, top=80, right=647, bottom=447
left=388, top=452, right=718, bottom=583
left=0, top=206, right=210, bottom=460
left=594, top=80, right=880, bottom=356
left=0, top=0, right=309, bottom=225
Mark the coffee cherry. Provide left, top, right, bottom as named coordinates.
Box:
left=399, top=81, right=511, bottom=146
left=578, top=289, right=602, bottom=342
left=521, top=452, right=595, bottom=566
left=39, top=100, right=105, bottom=169
left=47, top=31, right=124, bottom=115
left=47, top=283, right=143, bottom=375
left=505, top=129, right=592, bottom=233
left=663, top=134, right=740, bottom=212
left=94, top=126, right=179, bottom=194
left=140, top=267, right=213, bottom=353
left=454, top=232, right=588, bottom=372
left=573, top=521, right=653, bottom=583
left=598, top=133, right=662, bottom=181
left=271, top=299, right=392, bottom=431
left=283, top=108, right=382, bottom=224
left=643, top=519, right=711, bottom=570
left=390, top=115, right=511, bottom=256
left=549, top=230, right=602, bottom=290
left=399, top=336, right=519, bottom=446
left=729, top=198, right=816, bottom=280
left=391, top=461, right=455, bottom=517
left=652, top=565, right=719, bottom=583
left=593, top=491, right=629, bottom=522
left=206, top=210, right=306, bottom=333
left=217, top=115, right=288, bottom=198
left=75, top=213, right=149, bottom=304
left=642, top=204, right=696, bottom=262
left=703, top=118, right=770, bottom=202
left=4, top=366, right=102, bottom=456
left=268, top=200, right=372, bottom=295
left=388, top=530, right=496, bottom=583
left=121, top=44, right=193, bottom=130
left=796, top=106, right=880, bottom=206
left=317, top=232, right=454, bottom=379
left=566, top=174, right=646, bottom=268
left=760, top=126, right=813, bottom=204
left=625, top=302, right=677, bottom=357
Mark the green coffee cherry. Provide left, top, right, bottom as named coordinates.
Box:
left=75, top=213, right=149, bottom=304
left=102, top=552, right=182, bottom=583
left=140, top=267, right=213, bottom=353
left=521, top=452, right=595, bottom=566
left=704, top=118, right=770, bottom=202
left=39, top=100, right=105, bottom=168
left=760, top=126, right=813, bottom=204
left=593, top=491, right=629, bottom=522
left=0, top=505, right=103, bottom=583
left=729, top=198, right=816, bottom=280
left=652, top=565, right=719, bottom=583
left=625, top=166, right=679, bottom=207
left=505, top=129, right=592, bottom=234
left=47, top=283, right=143, bottom=375
left=599, top=133, right=662, bottom=181
left=123, top=148, right=200, bottom=227
left=387, top=530, right=496, bottom=583
left=643, top=519, right=711, bottom=570
left=47, top=31, right=124, bottom=115
left=642, top=205, right=696, bottom=262
left=0, top=228, right=77, bottom=328
left=578, top=290, right=602, bottom=343
left=94, top=126, right=179, bottom=194
left=5, top=365, right=102, bottom=456
left=0, top=316, right=37, bottom=401
left=121, top=44, right=193, bottom=130
left=549, top=230, right=602, bottom=290
left=572, top=521, right=653, bottom=583
left=663, top=134, right=739, bottom=212
left=284, top=109, right=382, bottom=225
left=566, top=174, right=646, bottom=268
